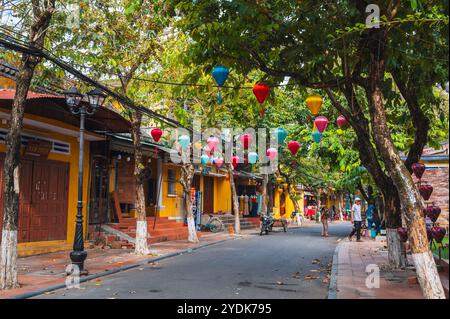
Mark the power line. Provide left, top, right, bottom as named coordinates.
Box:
left=0, top=32, right=187, bottom=130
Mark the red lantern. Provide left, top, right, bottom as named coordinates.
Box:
left=150, top=128, right=163, bottom=142
left=287, top=141, right=300, bottom=156
left=240, top=134, right=252, bottom=150
left=253, top=83, right=270, bottom=119
left=419, top=184, right=433, bottom=201
left=397, top=227, right=408, bottom=242
left=337, top=115, right=348, bottom=129
left=431, top=226, right=446, bottom=243
left=412, top=163, right=426, bottom=180
left=424, top=205, right=441, bottom=223
left=314, top=116, right=328, bottom=133
left=231, top=155, right=240, bottom=169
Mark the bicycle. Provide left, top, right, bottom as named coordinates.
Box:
left=199, top=214, right=224, bottom=233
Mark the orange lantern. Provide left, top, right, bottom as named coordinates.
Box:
left=306, top=95, right=323, bottom=115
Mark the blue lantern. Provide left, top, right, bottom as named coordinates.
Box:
left=275, top=128, right=288, bottom=144
left=200, top=154, right=209, bottom=165
left=212, top=65, right=229, bottom=104
left=178, top=135, right=190, bottom=150
left=311, top=131, right=322, bottom=143
left=248, top=151, right=258, bottom=164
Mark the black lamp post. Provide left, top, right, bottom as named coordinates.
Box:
left=64, top=87, right=107, bottom=274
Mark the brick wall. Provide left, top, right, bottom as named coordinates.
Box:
left=413, top=166, right=449, bottom=226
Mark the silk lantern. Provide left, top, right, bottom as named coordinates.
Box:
left=212, top=66, right=229, bottom=104
left=253, top=83, right=270, bottom=119
left=248, top=151, right=258, bottom=164
left=419, top=184, right=433, bottom=201
left=315, top=116, right=328, bottom=133
left=288, top=141, right=300, bottom=156
left=231, top=155, right=240, bottom=169
left=214, top=157, right=224, bottom=169
left=150, top=128, right=163, bottom=157
left=311, top=130, right=322, bottom=143
left=306, top=95, right=323, bottom=115
left=275, top=128, right=288, bottom=144
left=200, top=154, right=209, bottom=165
left=240, top=134, right=252, bottom=150
left=178, top=135, right=190, bottom=150
left=412, top=163, right=426, bottom=180
left=207, top=136, right=219, bottom=152
left=337, top=115, right=348, bottom=129
left=266, top=148, right=278, bottom=161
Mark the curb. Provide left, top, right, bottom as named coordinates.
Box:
left=9, top=235, right=241, bottom=299
left=327, top=240, right=342, bottom=299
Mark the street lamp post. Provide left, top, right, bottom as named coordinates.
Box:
left=64, top=87, right=107, bottom=274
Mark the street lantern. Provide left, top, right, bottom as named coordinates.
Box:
left=63, top=87, right=107, bottom=274
left=63, top=87, right=83, bottom=109
left=86, top=88, right=107, bottom=110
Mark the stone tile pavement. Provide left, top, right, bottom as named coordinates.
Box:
left=331, top=239, right=426, bottom=299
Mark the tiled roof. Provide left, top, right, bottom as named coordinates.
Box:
left=0, top=89, right=62, bottom=100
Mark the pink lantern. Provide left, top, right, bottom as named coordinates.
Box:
left=266, top=148, right=278, bottom=161
left=203, top=145, right=212, bottom=157
left=315, top=116, right=328, bottom=133
left=336, top=115, right=348, bottom=129
left=214, top=158, right=224, bottom=168
left=239, top=134, right=253, bottom=150
left=207, top=136, right=219, bottom=152
left=231, top=155, right=240, bottom=168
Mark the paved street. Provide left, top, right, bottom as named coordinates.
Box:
left=36, top=222, right=351, bottom=299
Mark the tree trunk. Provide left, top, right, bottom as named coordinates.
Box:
left=260, top=175, right=268, bottom=215
left=227, top=164, right=240, bottom=234
left=130, top=111, right=149, bottom=255
left=0, top=0, right=55, bottom=290
left=383, top=189, right=407, bottom=268
left=180, top=162, right=198, bottom=243
left=267, top=178, right=274, bottom=214
left=366, top=31, right=445, bottom=298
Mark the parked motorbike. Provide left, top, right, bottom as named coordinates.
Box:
left=260, top=213, right=274, bottom=235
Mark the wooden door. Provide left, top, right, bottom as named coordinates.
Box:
left=202, top=176, right=214, bottom=214
left=30, top=159, right=69, bottom=241
left=0, top=156, right=69, bottom=242
left=89, top=157, right=110, bottom=224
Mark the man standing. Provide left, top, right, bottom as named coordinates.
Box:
left=348, top=197, right=363, bottom=242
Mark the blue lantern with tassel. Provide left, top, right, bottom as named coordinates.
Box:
left=212, top=66, right=229, bottom=104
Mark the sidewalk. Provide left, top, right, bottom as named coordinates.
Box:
left=330, top=238, right=425, bottom=299
left=0, top=229, right=258, bottom=299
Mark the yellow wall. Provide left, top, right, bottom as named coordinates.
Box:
left=213, top=176, right=231, bottom=213
left=0, top=113, right=91, bottom=256
left=159, top=164, right=183, bottom=217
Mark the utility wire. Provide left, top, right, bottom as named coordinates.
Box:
left=0, top=32, right=188, bottom=130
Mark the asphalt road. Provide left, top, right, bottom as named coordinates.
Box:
left=36, top=221, right=352, bottom=299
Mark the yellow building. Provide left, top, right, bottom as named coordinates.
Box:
left=0, top=76, right=130, bottom=256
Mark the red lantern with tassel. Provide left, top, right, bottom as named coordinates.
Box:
left=252, top=83, right=270, bottom=119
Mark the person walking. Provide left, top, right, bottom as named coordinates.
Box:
left=348, top=197, right=363, bottom=242
left=320, top=206, right=330, bottom=237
